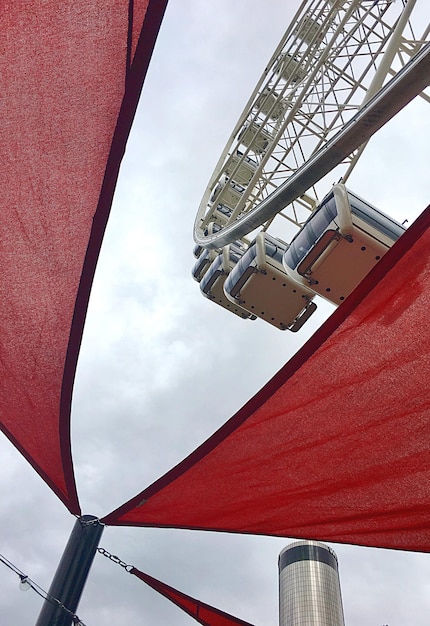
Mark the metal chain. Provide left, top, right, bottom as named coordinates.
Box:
left=97, top=547, right=133, bottom=573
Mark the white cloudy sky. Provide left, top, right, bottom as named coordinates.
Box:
left=1, top=1, right=430, bottom=625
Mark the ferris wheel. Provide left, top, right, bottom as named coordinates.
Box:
left=193, top=0, right=430, bottom=331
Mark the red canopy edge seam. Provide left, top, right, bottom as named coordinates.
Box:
left=57, top=0, right=169, bottom=515
left=126, top=0, right=134, bottom=78
left=112, top=517, right=430, bottom=554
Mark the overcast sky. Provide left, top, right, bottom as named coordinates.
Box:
left=1, top=1, right=430, bottom=625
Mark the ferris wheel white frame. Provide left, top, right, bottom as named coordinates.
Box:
left=194, top=0, right=429, bottom=250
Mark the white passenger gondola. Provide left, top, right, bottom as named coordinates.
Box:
left=211, top=176, right=246, bottom=209
left=255, top=87, right=287, bottom=120
left=192, top=248, right=218, bottom=282
left=225, top=150, right=258, bottom=185
left=200, top=244, right=256, bottom=320
left=293, top=13, right=325, bottom=46
left=237, top=122, right=272, bottom=154
left=282, top=184, right=406, bottom=304
left=224, top=232, right=317, bottom=331
left=193, top=243, right=204, bottom=258
left=274, top=53, right=306, bottom=84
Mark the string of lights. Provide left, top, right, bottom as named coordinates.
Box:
left=0, top=553, right=87, bottom=626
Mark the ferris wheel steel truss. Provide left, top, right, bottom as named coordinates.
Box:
left=198, top=42, right=430, bottom=249
left=194, top=0, right=430, bottom=250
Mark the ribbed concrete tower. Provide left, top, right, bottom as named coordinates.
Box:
left=278, top=540, right=345, bottom=626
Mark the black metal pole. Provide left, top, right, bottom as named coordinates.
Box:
left=35, top=514, right=104, bottom=626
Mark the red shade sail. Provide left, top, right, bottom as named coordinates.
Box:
left=0, top=0, right=167, bottom=513
left=103, top=205, right=430, bottom=553
left=131, top=567, right=254, bottom=626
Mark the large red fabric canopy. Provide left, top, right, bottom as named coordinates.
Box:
left=131, top=567, right=254, bottom=626
left=0, top=0, right=167, bottom=513
left=103, top=205, right=430, bottom=553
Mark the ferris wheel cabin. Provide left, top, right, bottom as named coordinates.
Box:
left=200, top=244, right=257, bottom=320
left=282, top=184, right=406, bottom=304
left=192, top=248, right=217, bottom=283
left=224, top=232, right=317, bottom=332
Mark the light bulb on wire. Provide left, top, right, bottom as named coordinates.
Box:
left=19, top=575, right=31, bottom=591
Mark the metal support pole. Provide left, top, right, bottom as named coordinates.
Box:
left=35, top=515, right=104, bottom=626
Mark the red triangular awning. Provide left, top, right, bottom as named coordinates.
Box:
left=103, top=204, right=430, bottom=553
left=0, top=0, right=168, bottom=513
left=131, top=567, right=254, bottom=626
